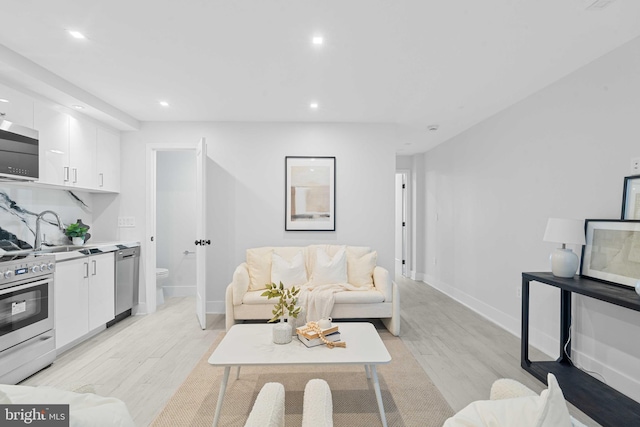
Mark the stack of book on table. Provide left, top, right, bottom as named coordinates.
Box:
left=296, top=324, right=341, bottom=347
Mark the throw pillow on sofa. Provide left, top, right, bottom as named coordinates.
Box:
left=247, top=247, right=273, bottom=291
left=312, top=247, right=348, bottom=285
left=347, top=250, right=377, bottom=287
left=271, top=251, right=308, bottom=288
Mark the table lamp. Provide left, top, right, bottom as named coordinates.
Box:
left=543, top=218, right=586, bottom=278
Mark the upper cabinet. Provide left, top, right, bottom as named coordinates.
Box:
left=35, top=103, right=70, bottom=186
left=69, top=116, right=97, bottom=189
left=0, top=83, right=34, bottom=128
left=96, top=127, right=121, bottom=192
left=34, top=100, right=121, bottom=193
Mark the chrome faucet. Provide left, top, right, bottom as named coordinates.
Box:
left=34, top=210, right=64, bottom=250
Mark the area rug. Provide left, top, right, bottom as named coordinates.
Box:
left=150, top=330, right=453, bottom=426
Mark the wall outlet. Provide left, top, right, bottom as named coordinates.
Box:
left=631, top=157, right=640, bottom=174
left=117, top=216, right=136, bottom=227
left=516, top=288, right=522, bottom=299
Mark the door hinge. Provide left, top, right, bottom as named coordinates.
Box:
left=402, top=222, right=406, bottom=227
left=402, top=260, right=406, bottom=265
left=402, top=183, right=406, bottom=189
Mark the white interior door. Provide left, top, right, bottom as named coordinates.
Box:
left=195, top=138, right=208, bottom=329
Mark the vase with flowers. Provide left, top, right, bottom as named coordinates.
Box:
left=261, top=282, right=301, bottom=344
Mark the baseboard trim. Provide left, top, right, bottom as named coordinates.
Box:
left=207, top=301, right=224, bottom=314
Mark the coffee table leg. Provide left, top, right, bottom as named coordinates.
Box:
left=212, top=366, right=231, bottom=427
left=236, top=366, right=241, bottom=379
left=370, top=365, right=388, bottom=427
left=364, top=365, right=371, bottom=379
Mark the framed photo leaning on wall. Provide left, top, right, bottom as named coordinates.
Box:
left=285, top=156, right=336, bottom=231
left=621, top=175, right=640, bottom=220
left=581, top=219, right=640, bottom=288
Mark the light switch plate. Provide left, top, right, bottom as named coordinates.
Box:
left=117, top=216, right=136, bottom=227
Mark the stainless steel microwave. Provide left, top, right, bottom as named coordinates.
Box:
left=0, top=120, right=39, bottom=181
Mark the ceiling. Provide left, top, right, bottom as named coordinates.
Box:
left=1, top=0, right=640, bottom=154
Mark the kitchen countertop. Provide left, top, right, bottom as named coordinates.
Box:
left=50, top=241, right=140, bottom=262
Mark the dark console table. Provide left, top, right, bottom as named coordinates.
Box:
left=521, top=272, right=640, bottom=427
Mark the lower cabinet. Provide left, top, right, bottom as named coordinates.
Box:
left=54, top=253, right=115, bottom=350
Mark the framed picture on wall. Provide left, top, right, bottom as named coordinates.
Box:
left=580, top=219, right=640, bottom=288
left=285, top=156, right=335, bottom=231
left=621, top=175, right=640, bottom=220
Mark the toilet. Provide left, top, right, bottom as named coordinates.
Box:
left=156, top=268, right=169, bottom=305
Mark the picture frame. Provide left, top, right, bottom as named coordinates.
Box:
left=580, top=219, right=640, bottom=288
left=285, top=156, right=336, bottom=231
left=621, top=175, right=640, bottom=220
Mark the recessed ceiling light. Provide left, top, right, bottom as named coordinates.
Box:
left=312, top=35, right=324, bottom=46
left=0, top=98, right=9, bottom=103
left=67, top=30, right=86, bottom=39
left=309, top=102, right=319, bottom=110
left=427, top=124, right=439, bottom=132
left=159, top=101, right=170, bottom=107
left=72, top=105, right=84, bottom=110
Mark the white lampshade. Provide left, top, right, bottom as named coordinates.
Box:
left=543, top=218, right=586, bottom=245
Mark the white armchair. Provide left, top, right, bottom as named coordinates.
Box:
left=244, top=379, right=333, bottom=427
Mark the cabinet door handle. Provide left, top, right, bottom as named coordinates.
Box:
left=64, top=167, right=70, bottom=182
left=92, top=259, right=97, bottom=276
left=99, top=173, right=104, bottom=187
left=73, top=168, right=78, bottom=183
left=84, top=262, right=89, bottom=278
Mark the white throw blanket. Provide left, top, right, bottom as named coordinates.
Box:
left=297, top=283, right=369, bottom=322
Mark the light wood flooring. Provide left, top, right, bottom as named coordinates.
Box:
left=21, top=278, right=600, bottom=426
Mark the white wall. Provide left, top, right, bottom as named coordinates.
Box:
left=116, top=122, right=397, bottom=312
left=156, top=150, right=197, bottom=297
left=416, top=36, right=640, bottom=402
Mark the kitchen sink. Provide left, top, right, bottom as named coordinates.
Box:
left=35, top=245, right=86, bottom=253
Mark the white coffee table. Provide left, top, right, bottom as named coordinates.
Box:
left=208, top=322, right=392, bottom=427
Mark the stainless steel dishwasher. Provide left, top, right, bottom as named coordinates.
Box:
left=109, top=246, right=140, bottom=326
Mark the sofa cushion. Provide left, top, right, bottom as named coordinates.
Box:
left=242, top=289, right=384, bottom=305
left=443, top=374, right=571, bottom=427
left=312, top=247, right=347, bottom=285
left=347, top=249, right=377, bottom=287
left=271, top=251, right=307, bottom=288
left=247, top=247, right=273, bottom=291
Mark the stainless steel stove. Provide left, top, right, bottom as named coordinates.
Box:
left=0, top=253, right=56, bottom=383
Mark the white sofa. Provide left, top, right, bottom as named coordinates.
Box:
left=225, top=245, right=400, bottom=336
left=443, top=374, right=588, bottom=427
left=0, top=384, right=135, bottom=427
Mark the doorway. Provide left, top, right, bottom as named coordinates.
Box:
left=145, top=142, right=199, bottom=317
left=395, top=171, right=409, bottom=278
left=156, top=151, right=197, bottom=302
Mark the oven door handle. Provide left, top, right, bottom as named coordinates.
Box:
left=0, top=277, right=52, bottom=295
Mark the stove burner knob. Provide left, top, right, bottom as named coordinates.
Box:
left=47, top=262, right=55, bottom=271
left=41, top=264, right=48, bottom=271
left=4, top=270, right=13, bottom=279
left=32, top=265, right=41, bottom=273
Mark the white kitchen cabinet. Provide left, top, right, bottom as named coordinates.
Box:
left=0, top=82, right=34, bottom=128
left=54, top=258, right=90, bottom=350
left=34, top=103, right=70, bottom=186
left=69, top=116, right=97, bottom=189
left=88, top=253, right=115, bottom=330
left=54, top=253, right=115, bottom=350
left=96, top=127, right=121, bottom=192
